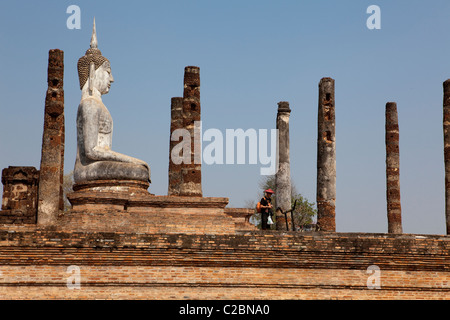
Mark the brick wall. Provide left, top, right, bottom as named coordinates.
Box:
left=0, top=228, right=448, bottom=299
left=1, top=265, right=448, bottom=299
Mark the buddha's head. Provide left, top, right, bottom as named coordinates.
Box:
left=77, top=18, right=114, bottom=96
left=89, top=60, right=114, bottom=95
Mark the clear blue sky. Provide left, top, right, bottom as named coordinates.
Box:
left=1, top=0, right=449, bottom=234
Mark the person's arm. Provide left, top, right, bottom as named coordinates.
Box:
left=260, top=198, right=272, bottom=209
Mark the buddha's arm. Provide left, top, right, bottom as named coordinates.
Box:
left=80, top=103, right=148, bottom=169
left=97, top=148, right=150, bottom=171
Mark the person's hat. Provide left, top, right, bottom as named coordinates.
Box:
left=264, top=189, right=275, bottom=194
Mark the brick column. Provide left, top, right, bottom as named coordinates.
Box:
left=385, top=102, right=403, bottom=234
left=316, top=77, right=336, bottom=232
left=443, top=80, right=450, bottom=235
left=37, top=49, right=65, bottom=226
left=180, top=66, right=202, bottom=197
left=168, top=97, right=183, bottom=196
left=275, top=101, right=292, bottom=230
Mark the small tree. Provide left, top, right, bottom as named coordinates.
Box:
left=290, top=193, right=316, bottom=228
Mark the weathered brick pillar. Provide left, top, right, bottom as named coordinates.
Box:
left=275, top=101, right=292, bottom=230
left=385, top=102, right=403, bottom=234
left=180, top=66, right=202, bottom=197
left=443, top=80, right=450, bottom=235
left=316, top=77, right=336, bottom=232
left=37, top=49, right=65, bottom=226
left=1, top=166, right=40, bottom=224
left=168, top=97, right=184, bottom=196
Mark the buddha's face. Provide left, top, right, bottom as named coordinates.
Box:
left=93, top=61, right=114, bottom=95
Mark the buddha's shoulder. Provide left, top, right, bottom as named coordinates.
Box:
left=78, top=98, right=106, bottom=112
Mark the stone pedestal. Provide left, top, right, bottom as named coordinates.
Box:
left=72, top=179, right=150, bottom=194
left=68, top=179, right=151, bottom=211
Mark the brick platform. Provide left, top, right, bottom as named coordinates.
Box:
left=64, top=192, right=256, bottom=234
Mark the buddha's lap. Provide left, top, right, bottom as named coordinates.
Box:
left=74, top=160, right=149, bottom=182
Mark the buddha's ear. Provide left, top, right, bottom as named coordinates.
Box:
left=88, top=62, right=95, bottom=95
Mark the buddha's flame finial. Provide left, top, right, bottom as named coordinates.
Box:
left=90, top=17, right=98, bottom=49
left=78, top=17, right=109, bottom=90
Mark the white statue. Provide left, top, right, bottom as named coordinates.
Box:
left=74, top=19, right=150, bottom=184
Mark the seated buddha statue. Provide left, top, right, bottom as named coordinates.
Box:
left=73, top=20, right=150, bottom=185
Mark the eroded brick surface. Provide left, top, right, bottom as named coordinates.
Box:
left=444, top=80, right=450, bottom=235
left=37, top=49, right=65, bottom=226
left=386, top=102, right=402, bottom=234
left=168, top=67, right=202, bottom=197
left=317, top=78, right=336, bottom=232
left=0, top=167, right=39, bottom=224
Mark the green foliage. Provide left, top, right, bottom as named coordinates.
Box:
left=290, top=193, right=316, bottom=227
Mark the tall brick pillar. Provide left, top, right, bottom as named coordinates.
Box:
left=275, top=101, right=292, bottom=230
left=180, top=66, right=202, bottom=197
left=316, top=77, right=336, bottom=232
left=385, top=102, right=403, bottom=234
left=443, top=80, right=450, bottom=235
left=168, top=97, right=184, bottom=196
left=37, top=49, right=65, bottom=226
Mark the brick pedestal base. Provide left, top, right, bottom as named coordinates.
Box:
left=65, top=186, right=255, bottom=234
